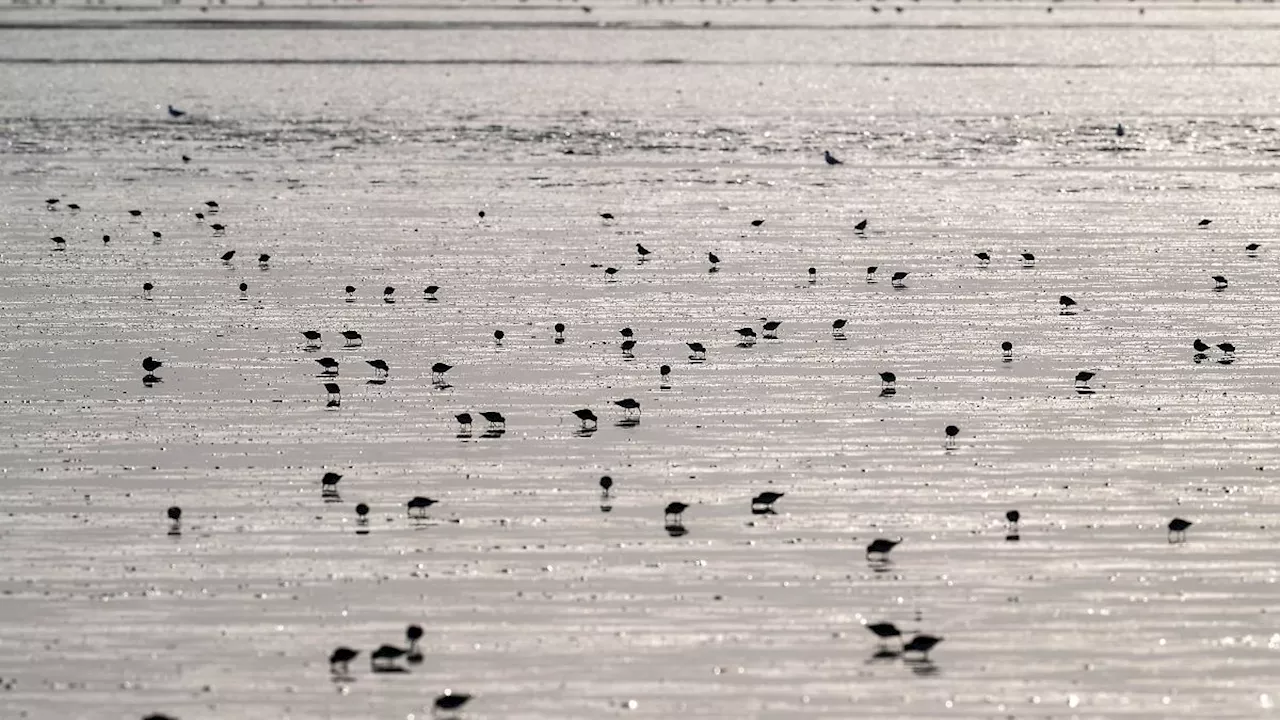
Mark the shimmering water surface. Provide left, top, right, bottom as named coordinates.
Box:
left=2, top=2, right=1280, bottom=718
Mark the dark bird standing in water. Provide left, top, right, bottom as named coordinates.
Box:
left=605, top=267, right=619, bottom=279
left=866, top=266, right=878, bottom=282
left=751, top=491, right=784, bottom=511
left=687, top=342, right=706, bottom=359
left=832, top=319, right=847, bottom=334
left=1217, top=342, right=1236, bottom=355
left=366, top=359, right=389, bottom=376
left=614, top=398, right=641, bottom=416
left=324, top=383, right=341, bottom=402
left=143, top=356, right=163, bottom=373
left=751, top=219, right=764, bottom=227
left=341, top=330, right=363, bottom=346
left=434, top=693, right=473, bottom=712
left=1168, top=517, right=1193, bottom=543
left=345, top=285, right=356, bottom=299
left=660, top=364, right=671, bottom=383
left=1074, top=371, right=1096, bottom=386
left=807, top=267, right=817, bottom=283
left=854, top=219, right=868, bottom=232
left=315, top=357, right=339, bottom=375
left=600, top=212, right=614, bottom=220
left=1246, top=242, right=1261, bottom=254
left=866, top=537, right=902, bottom=558
left=493, top=330, right=505, bottom=344
left=383, top=286, right=395, bottom=303
left=762, top=320, right=782, bottom=338
left=1193, top=338, right=1210, bottom=353
left=1212, top=275, right=1228, bottom=289
left=890, top=271, right=909, bottom=288
left=708, top=252, right=720, bottom=267
left=167, top=105, right=186, bottom=118
left=455, top=413, right=472, bottom=431
left=974, top=251, right=990, bottom=266
left=432, top=362, right=452, bottom=381
left=1198, top=218, right=1212, bottom=227
left=51, top=236, right=66, bottom=248
left=636, top=243, right=651, bottom=260
left=424, top=286, right=439, bottom=299
left=903, top=635, right=943, bottom=659
left=406, top=624, right=425, bottom=663
left=554, top=323, right=566, bottom=340
left=866, top=622, right=903, bottom=646
left=572, top=408, right=599, bottom=428
left=878, top=371, right=896, bottom=389
left=1021, top=252, right=1036, bottom=267
left=321, top=472, right=342, bottom=488
left=480, top=411, right=506, bottom=428
left=129, top=209, right=142, bottom=217
left=1001, top=341, right=1013, bottom=359
left=301, top=330, right=321, bottom=345
left=370, top=644, right=407, bottom=669
left=1059, top=295, right=1077, bottom=311
left=599, top=476, right=613, bottom=494
left=406, top=497, right=438, bottom=517
left=944, top=425, right=960, bottom=448
left=620, top=327, right=634, bottom=338
left=736, top=327, right=757, bottom=342
left=824, top=150, right=843, bottom=165
left=664, top=501, right=689, bottom=523
left=1006, top=509, right=1021, bottom=533
left=167, top=506, right=181, bottom=522
left=220, top=250, right=235, bottom=262
left=143, top=282, right=154, bottom=299
left=329, top=647, right=359, bottom=674
left=355, top=503, right=369, bottom=519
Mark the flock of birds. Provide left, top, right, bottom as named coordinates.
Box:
left=38, top=146, right=1237, bottom=719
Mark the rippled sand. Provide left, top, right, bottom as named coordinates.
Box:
left=4, top=2, right=1280, bottom=719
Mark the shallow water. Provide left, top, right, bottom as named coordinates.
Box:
left=3, top=2, right=1280, bottom=719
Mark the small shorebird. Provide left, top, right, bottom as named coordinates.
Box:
left=1168, top=517, right=1193, bottom=543
left=455, top=413, right=473, bottom=431
left=619, top=327, right=634, bottom=338
left=605, top=267, right=619, bottom=279
left=431, top=362, right=453, bottom=381
left=493, top=330, right=504, bottom=344
left=687, top=342, right=706, bottom=359
left=750, top=219, right=764, bottom=227
left=1001, top=341, right=1013, bottom=359
left=329, top=647, right=359, bottom=674
left=315, top=357, right=339, bottom=375
left=736, top=327, right=757, bottom=343
left=1212, top=275, right=1228, bottom=289
left=599, top=476, right=613, bottom=494
left=142, top=356, right=163, bottom=373
left=258, top=253, right=270, bottom=264
left=944, top=425, right=960, bottom=448
left=1246, top=242, right=1261, bottom=254
left=383, top=286, right=395, bottom=303
left=614, top=398, right=641, bottom=416
left=1217, top=342, right=1236, bottom=356
left=480, top=411, right=506, bottom=428
left=143, top=282, right=154, bottom=299
left=370, top=644, right=407, bottom=669
left=50, top=236, right=67, bottom=249
left=1021, top=252, right=1036, bottom=267
left=762, top=320, right=782, bottom=338
left=572, top=408, right=598, bottom=429
left=878, top=371, right=896, bottom=389
left=866, top=266, right=878, bottom=282
left=1006, top=509, right=1021, bottom=533
left=824, top=150, right=843, bottom=165
left=1198, top=218, right=1212, bottom=227
left=321, top=472, right=342, bottom=488
left=636, top=243, right=652, bottom=260
left=708, top=252, right=720, bottom=267
left=434, top=692, right=472, bottom=712
left=854, top=219, right=868, bottom=232
left=750, top=491, right=784, bottom=511
left=866, top=537, right=901, bottom=558
left=866, top=622, right=903, bottom=646
left=600, top=212, right=614, bottom=220
left=406, top=624, right=425, bottom=663
left=366, top=359, right=389, bottom=376
left=341, top=331, right=363, bottom=346
left=1193, top=338, right=1210, bottom=353
left=424, top=286, right=439, bottom=299
left=974, top=251, right=990, bottom=266
left=129, top=209, right=143, bottom=217
left=167, top=506, right=181, bottom=522
left=301, top=330, right=321, bottom=345
left=1074, top=371, right=1095, bottom=386
left=220, top=250, right=235, bottom=262
left=167, top=104, right=186, bottom=118
left=664, top=501, right=689, bottom=523
left=660, top=365, right=671, bottom=383
left=345, top=285, right=356, bottom=299
left=903, top=634, right=942, bottom=659
left=324, top=383, right=341, bottom=403
left=832, top=319, right=847, bottom=334
left=554, top=323, right=566, bottom=341
left=808, top=267, right=817, bottom=282
left=406, top=496, right=438, bottom=517
left=1059, top=295, right=1077, bottom=311
left=890, top=271, right=909, bottom=288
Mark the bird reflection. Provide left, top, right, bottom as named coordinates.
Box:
left=866, top=648, right=900, bottom=664
left=615, top=417, right=640, bottom=428
left=906, top=658, right=940, bottom=676
left=481, top=428, right=507, bottom=439
left=142, top=374, right=163, bottom=387
left=322, top=488, right=343, bottom=504
left=665, top=523, right=687, bottom=537
left=574, top=426, right=597, bottom=438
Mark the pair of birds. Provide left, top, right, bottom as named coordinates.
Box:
left=571, top=399, right=642, bottom=427
left=972, top=251, right=1039, bottom=267
left=654, top=493, right=784, bottom=520
left=865, top=623, right=944, bottom=659
left=1192, top=338, right=1236, bottom=355
left=314, top=357, right=389, bottom=376
left=456, top=411, right=506, bottom=429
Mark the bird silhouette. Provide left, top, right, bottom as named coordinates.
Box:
left=315, top=357, right=339, bottom=375
left=434, top=693, right=472, bottom=712
left=431, top=363, right=453, bottom=381
left=1193, top=338, right=1210, bottom=353
left=854, top=219, right=868, bottom=232
left=572, top=408, right=598, bottom=428
left=1168, top=517, right=1193, bottom=543
left=687, top=342, right=707, bottom=359
left=599, top=476, right=613, bottom=494
left=750, top=491, right=784, bottom=511
left=866, top=537, right=901, bottom=558
left=974, top=251, right=990, bottom=266
left=341, top=330, right=363, bottom=346
left=301, top=330, right=321, bottom=345
left=865, top=266, right=878, bottom=282
left=406, top=496, right=438, bottom=517
left=1212, top=275, right=1228, bottom=289
left=636, top=244, right=651, bottom=260
left=614, top=398, right=641, bottom=415
left=903, top=634, right=942, bottom=659
left=142, top=356, right=163, bottom=373
left=455, top=413, right=473, bottom=431
left=329, top=647, right=359, bottom=674
left=1001, top=341, right=1013, bottom=359
left=480, top=411, right=506, bottom=428
left=890, top=271, right=909, bottom=288
left=878, top=372, right=896, bottom=389
left=1059, top=295, right=1077, bottom=311
left=321, top=472, right=342, bottom=488
left=944, top=425, right=960, bottom=447
left=167, top=105, right=186, bottom=118
left=366, top=359, right=389, bottom=376
left=824, top=150, right=843, bottom=165
left=1197, top=218, right=1212, bottom=227
left=1074, top=371, right=1096, bottom=386
left=220, top=250, right=235, bottom=262
left=866, top=622, right=903, bottom=646
left=664, top=501, right=689, bottom=523
left=832, top=319, right=847, bottom=334
left=1021, top=252, right=1036, bottom=267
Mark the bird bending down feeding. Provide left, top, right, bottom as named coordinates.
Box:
left=434, top=692, right=473, bottom=712
left=686, top=342, right=706, bottom=359
left=1212, top=275, right=1228, bottom=289
left=431, top=362, right=452, bottom=381
left=366, top=359, right=389, bottom=376
left=1168, top=517, right=1193, bottom=543
left=664, top=501, right=689, bottom=523
left=890, top=271, right=909, bottom=288
left=1059, top=295, right=1077, bottom=312
left=370, top=644, right=407, bottom=670
left=1021, top=252, right=1036, bottom=266
left=572, top=408, right=598, bottom=428
left=866, top=537, right=902, bottom=558
left=878, top=371, right=896, bottom=389
left=613, top=398, right=640, bottom=416
left=316, top=357, right=339, bottom=375
left=455, top=413, right=472, bottom=431
left=480, top=411, right=506, bottom=428
left=1074, top=371, right=1095, bottom=386
left=736, top=327, right=757, bottom=343
left=341, top=330, right=363, bottom=346
left=974, top=251, right=990, bottom=266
